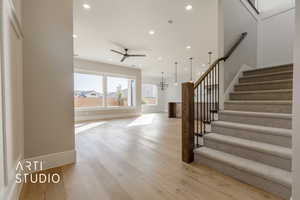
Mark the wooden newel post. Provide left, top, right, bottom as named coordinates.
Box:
left=182, top=82, right=194, bottom=163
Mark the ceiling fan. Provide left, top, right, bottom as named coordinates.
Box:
left=110, top=48, right=146, bottom=62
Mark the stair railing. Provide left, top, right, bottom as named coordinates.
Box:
left=182, top=32, right=248, bottom=163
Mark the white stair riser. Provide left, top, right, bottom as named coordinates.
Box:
left=204, top=138, right=291, bottom=171
left=195, top=154, right=291, bottom=200
left=230, top=91, right=292, bottom=101
left=219, top=113, right=292, bottom=129
left=224, top=103, right=292, bottom=114
left=240, top=72, right=293, bottom=83
left=244, top=65, right=293, bottom=76
left=212, top=125, right=291, bottom=147
left=235, top=81, right=292, bottom=91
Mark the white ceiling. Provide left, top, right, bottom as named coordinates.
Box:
left=258, top=0, right=295, bottom=12
left=74, top=0, right=219, bottom=78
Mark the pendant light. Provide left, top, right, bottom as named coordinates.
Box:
left=189, top=57, right=193, bottom=82
left=174, top=62, right=178, bottom=86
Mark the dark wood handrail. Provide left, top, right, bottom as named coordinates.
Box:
left=223, top=32, right=248, bottom=61
left=194, top=32, right=248, bottom=88
left=247, top=0, right=260, bottom=15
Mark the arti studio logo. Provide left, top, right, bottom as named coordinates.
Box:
left=16, top=161, right=61, bottom=184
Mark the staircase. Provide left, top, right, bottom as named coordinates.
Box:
left=194, top=64, right=293, bottom=200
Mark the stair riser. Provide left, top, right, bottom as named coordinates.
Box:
left=195, top=154, right=291, bottom=200
left=219, top=113, right=292, bottom=129
left=235, top=82, right=292, bottom=91
left=240, top=73, right=293, bottom=84
left=212, top=125, right=291, bottom=147
left=230, top=91, right=292, bottom=101
left=204, top=138, right=291, bottom=171
left=244, top=65, right=293, bottom=76
left=224, top=103, right=292, bottom=114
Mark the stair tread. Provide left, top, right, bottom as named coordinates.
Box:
left=225, top=100, right=292, bottom=105
left=194, top=147, right=292, bottom=187
left=244, top=64, right=293, bottom=74
left=232, top=89, right=292, bottom=94
left=241, top=70, right=293, bottom=79
left=237, top=79, right=293, bottom=86
left=212, top=121, right=292, bottom=137
left=220, top=110, right=292, bottom=119
left=204, top=133, right=292, bottom=159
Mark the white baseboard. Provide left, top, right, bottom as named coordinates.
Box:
left=4, top=180, right=22, bottom=200
left=2, top=157, right=23, bottom=200
left=75, top=113, right=140, bottom=122
left=24, top=150, right=76, bottom=173
left=224, top=64, right=254, bottom=101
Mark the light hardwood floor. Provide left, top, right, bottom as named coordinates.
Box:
left=20, top=113, right=282, bottom=200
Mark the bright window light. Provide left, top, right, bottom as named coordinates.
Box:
left=128, top=114, right=155, bottom=127
left=75, top=121, right=107, bottom=134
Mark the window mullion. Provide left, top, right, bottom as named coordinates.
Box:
left=103, top=75, right=107, bottom=107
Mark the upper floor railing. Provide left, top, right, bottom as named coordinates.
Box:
left=247, top=0, right=260, bottom=14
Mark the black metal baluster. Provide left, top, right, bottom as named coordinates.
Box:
left=204, top=79, right=207, bottom=133
left=200, top=83, right=203, bottom=136
left=210, top=71, right=212, bottom=122
left=217, top=63, right=220, bottom=111
left=206, top=76, right=209, bottom=125
left=196, top=86, right=199, bottom=146
left=212, top=68, right=215, bottom=121
left=215, top=64, right=217, bottom=114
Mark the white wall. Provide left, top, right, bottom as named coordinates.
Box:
left=222, top=0, right=258, bottom=90
left=258, top=9, right=295, bottom=67
left=0, top=0, right=24, bottom=199
left=142, top=76, right=166, bottom=113
left=23, top=0, right=75, bottom=162
left=292, top=2, right=300, bottom=199
left=74, top=58, right=142, bottom=121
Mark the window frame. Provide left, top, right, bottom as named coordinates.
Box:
left=142, top=83, right=159, bottom=106
left=74, top=70, right=137, bottom=111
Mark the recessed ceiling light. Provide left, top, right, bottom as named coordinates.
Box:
left=186, top=45, right=191, bottom=50
left=202, top=64, right=206, bottom=67
left=73, top=34, right=78, bottom=39
left=149, top=30, right=155, bottom=35
left=185, top=4, right=193, bottom=11
left=158, top=57, right=163, bottom=61
left=82, top=4, right=91, bottom=10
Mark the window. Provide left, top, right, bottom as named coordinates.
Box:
left=74, top=73, right=104, bottom=108
left=142, top=84, right=158, bottom=105
left=74, top=72, right=136, bottom=109
left=107, top=76, right=136, bottom=107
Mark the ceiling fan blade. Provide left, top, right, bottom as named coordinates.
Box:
left=111, top=49, right=124, bottom=55
left=128, top=54, right=147, bottom=57
left=120, top=56, right=127, bottom=62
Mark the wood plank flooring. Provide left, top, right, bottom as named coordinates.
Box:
left=20, top=113, right=283, bottom=200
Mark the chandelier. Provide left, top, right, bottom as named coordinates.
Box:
left=160, top=72, right=169, bottom=91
